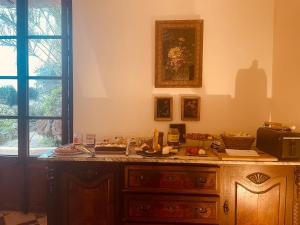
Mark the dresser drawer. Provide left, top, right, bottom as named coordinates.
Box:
left=123, top=194, right=219, bottom=224
left=124, top=165, right=219, bottom=194
left=124, top=224, right=179, bottom=225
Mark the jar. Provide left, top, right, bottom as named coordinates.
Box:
left=167, top=128, right=180, bottom=147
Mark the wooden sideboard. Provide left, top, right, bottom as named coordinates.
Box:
left=45, top=160, right=299, bottom=225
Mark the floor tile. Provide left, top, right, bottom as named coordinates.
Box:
left=0, top=211, right=46, bottom=225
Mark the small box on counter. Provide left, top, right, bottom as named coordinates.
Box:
left=256, top=127, right=300, bottom=160
left=94, top=137, right=127, bottom=154
left=95, top=144, right=126, bottom=154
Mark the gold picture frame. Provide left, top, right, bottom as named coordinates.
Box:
left=181, top=96, right=200, bottom=121
left=154, top=97, right=173, bottom=121
left=155, top=20, right=203, bottom=88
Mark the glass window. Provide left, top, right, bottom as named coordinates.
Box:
left=29, top=79, right=62, bottom=117
left=0, top=0, right=72, bottom=157
left=0, top=79, right=17, bottom=116
left=28, top=39, right=62, bottom=76
left=0, top=39, right=17, bottom=75
left=0, top=0, right=16, bottom=36
left=0, top=119, right=18, bottom=156
left=29, top=119, right=61, bottom=156
left=28, top=0, right=61, bottom=35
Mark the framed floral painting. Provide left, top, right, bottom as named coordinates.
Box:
left=155, top=20, right=203, bottom=88
left=181, top=96, right=200, bottom=121
left=154, top=96, right=173, bottom=121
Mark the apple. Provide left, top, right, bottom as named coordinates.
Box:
left=186, top=147, right=199, bottom=155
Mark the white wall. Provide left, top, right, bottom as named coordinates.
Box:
left=272, top=0, right=300, bottom=129
left=72, top=0, right=274, bottom=139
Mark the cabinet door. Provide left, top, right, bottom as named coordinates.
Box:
left=61, top=167, right=116, bottom=225
left=221, top=166, right=294, bottom=225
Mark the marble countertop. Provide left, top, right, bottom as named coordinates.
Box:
left=39, top=151, right=300, bottom=166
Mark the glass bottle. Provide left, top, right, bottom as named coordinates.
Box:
left=167, top=128, right=180, bottom=147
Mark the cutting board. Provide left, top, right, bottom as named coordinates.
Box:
left=218, top=150, right=278, bottom=161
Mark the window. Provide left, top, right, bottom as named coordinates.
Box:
left=0, top=0, right=72, bottom=156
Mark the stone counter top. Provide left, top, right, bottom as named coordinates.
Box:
left=39, top=151, right=300, bottom=166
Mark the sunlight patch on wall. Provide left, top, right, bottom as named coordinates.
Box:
left=73, top=1, right=107, bottom=99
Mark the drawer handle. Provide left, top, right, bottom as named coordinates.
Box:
left=166, top=175, right=176, bottom=181
left=223, top=200, right=229, bottom=215
left=166, top=205, right=176, bottom=211
left=195, top=207, right=208, bottom=214
left=196, top=177, right=207, bottom=185
left=137, top=175, right=144, bottom=181
left=136, top=205, right=150, bottom=212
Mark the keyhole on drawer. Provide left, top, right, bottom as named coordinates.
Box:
left=223, top=200, right=230, bottom=215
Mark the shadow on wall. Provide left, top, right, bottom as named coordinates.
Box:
left=74, top=59, right=271, bottom=137
left=198, top=60, right=271, bottom=135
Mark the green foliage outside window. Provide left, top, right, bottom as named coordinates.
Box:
left=0, top=85, right=17, bottom=106
left=0, top=0, right=62, bottom=149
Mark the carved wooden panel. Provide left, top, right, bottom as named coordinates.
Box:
left=236, top=183, right=280, bottom=224
left=61, top=172, right=115, bottom=225
left=45, top=163, right=119, bottom=225
left=246, top=172, right=270, bottom=184
left=221, top=166, right=294, bottom=225
left=67, top=179, right=112, bottom=225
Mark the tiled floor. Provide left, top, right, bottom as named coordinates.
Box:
left=0, top=211, right=46, bottom=225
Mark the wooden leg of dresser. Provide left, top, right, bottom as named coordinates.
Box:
left=294, top=166, right=300, bottom=225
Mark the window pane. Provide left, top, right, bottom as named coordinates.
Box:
left=0, top=119, right=18, bottom=156
left=28, top=0, right=61, bottom=35
left=29, top=79, right=62, bottom=117
left=28, top=39, right=62, bottom=76
left=0, top=39, right=17, bottom=75
left=0, top=79, right=17, bottom=116
left=0, top=0, right=16, bottom=36
left=29, top=119, right=61, bottom=155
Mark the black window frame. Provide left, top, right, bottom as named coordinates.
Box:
left=0, top=0, right=73, bottom=158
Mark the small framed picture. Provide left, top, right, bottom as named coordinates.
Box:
left=181, top=96, right=200, bottom=121
left=154, top=97, right=173, bottom=121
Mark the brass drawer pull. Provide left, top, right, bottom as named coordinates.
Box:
left=137, top=175, right=144, bottom=181
left=166, top=175, right=176, bottom=181
left=195, top=207, right=208, bottom=214
left=196, top=177, right=208, bottom=185
left=166, top=205, right=176, bottom=211
left=136, top=204, right=150, bottom=212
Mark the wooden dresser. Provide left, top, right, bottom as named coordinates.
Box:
left=42, top=154, right=300, bottom=225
